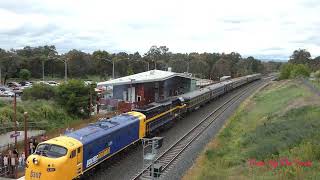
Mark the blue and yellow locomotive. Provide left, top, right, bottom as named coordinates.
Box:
left=25, top=98, right=185, bottom=180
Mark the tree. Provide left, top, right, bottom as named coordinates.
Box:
left=280, top=63, right=294, bottom=79
left=66, top=50, right=92, bottom=78
left=19, top=69, right=31, bottom=80
left=92, top=50, right=112, bottom=77
left=0, top=50, right=20, bottom=84
left=56, top=80, right=96, bottom=117
left=280, top=63, right=310, bottom=79
left=290, top=64, right=310, bottom=78
left=212, top=58, right=231, bottom=80
left=289, top=49, right=311, bottom=64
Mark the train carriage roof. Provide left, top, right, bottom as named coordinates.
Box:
left=66, top=113, right=140, bottom=145
left=206, top=82, right=225, bottom=90
left=180, top=87, right=211, bottom=100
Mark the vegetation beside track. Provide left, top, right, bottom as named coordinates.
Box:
left=0, top=99, right=77, bottom=132
left=184, top=80, right=320, bottom=179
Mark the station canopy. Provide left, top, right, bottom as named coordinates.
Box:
left=97, top=70, right=193, bottom=86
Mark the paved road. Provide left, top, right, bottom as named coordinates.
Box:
left=88, top=79, right=269, bottom=180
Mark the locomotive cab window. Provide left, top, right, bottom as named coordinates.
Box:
left=35, top=144, right=67, bottom=158
left=70, top=150, right=76, bottom=158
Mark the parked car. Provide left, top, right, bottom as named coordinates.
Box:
left=0, top=90, right=15, bottom=97
left=47, top=81, right=60, bottom=86
left=2, top=91, right=14, bottom=97
left=7, top=82, right=20, bottom=88
left=84, top=80, right=94, bottom=86
left=19, top=81, right=32, bottom=86
left=12, top=87, right=23, bottom=96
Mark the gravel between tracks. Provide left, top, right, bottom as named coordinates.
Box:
left=88, top=79, right=268, bottom=180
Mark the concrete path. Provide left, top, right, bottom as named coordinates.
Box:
left=0, top=130, right=45, bottom=151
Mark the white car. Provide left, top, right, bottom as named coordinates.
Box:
left=47, top=81, right=60, bottom=86
left=0, top=91, right=15, bottom=97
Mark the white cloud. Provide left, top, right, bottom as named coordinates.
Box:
left=0, top=0, right=319, bottom=60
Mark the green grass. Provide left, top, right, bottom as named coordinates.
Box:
left=184, top=80, right=320, bottom=180
left=0, top=100, right=78, bottom=132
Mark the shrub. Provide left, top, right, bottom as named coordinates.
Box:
left=290, top=64, right=310, bottom=78
left=280, top=63, right=310, bottom=79
left=22, top=83, right=57, bottom=100
left=19, top=69, right=31, bottom=80
left=56, top=80, right=96, bottom=117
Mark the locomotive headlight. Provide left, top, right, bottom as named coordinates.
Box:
left=32, top=158, right=39, bottom=165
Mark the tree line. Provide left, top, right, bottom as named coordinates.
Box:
left=0, top=45, right=282, bottom=84
left=280, top=49, right=320, bottom=79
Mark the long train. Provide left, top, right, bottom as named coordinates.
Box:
left=25, top=74, right=261, bottom=180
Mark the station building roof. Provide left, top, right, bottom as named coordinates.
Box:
left=97, top=70, right=193, bottom=86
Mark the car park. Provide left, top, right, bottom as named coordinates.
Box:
left=1, top=91, right=15, bottom=97
left=0, top=86, right=15, bottom=97
left=7, top=82, right=20, bottom=88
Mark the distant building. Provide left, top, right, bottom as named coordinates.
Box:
left=97, top=70, right=196, bottom=112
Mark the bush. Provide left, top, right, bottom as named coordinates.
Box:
left=280, top=63, right=310, bottom=79
left=22, top=83, right=57, bottom=100
left=56, top=80, right=96, bottom=117
left=0, top=100, right=77, bottom=130
left=290, top=64, right=310, bottom=78
left=19, top=69, right=31, bottom=80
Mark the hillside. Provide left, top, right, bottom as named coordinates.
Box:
left=184, top=80, right=320, bottom=179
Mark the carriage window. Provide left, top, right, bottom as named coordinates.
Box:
left=77, top=148, right=81, bottom=153
left=70, top=150, right=76, bottom=158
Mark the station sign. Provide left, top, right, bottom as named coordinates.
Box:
left=10, top=132, right=20, bottom=138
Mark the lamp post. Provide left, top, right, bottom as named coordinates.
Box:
left=42, top=60, right=45, bottom=81
left=13, top=92, right=17, bottom=146
left=55, top=57, right=68, bottom=82
left=101, top=57, right=129, bottom=79
left=24, top=112, right=28, bottom=158
left=63, top=58, right=68, bottom=82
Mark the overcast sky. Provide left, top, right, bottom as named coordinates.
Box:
left=0, top=0, right=319, bottom=60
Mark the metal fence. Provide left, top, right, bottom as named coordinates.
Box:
left=0, top=121, right=48, bottom=134
left=0, top=153, right=26, bottom=178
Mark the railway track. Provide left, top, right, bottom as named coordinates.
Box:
left=131, top=79, right=266, bottom=180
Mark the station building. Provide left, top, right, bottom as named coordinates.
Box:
left=97, top=69, right=196, bottom=112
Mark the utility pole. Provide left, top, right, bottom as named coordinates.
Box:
left=64, top=59, right=68, bottom=82
left=0, top=67, right=2, bottom=85
left=89, top=91, right=92, bottom=116
left=112, top=59, right=115, bottom=79
left=24, top=112, right=28, bottom=158
left=42, top=60, right=45, bottom=81
left=13, top=93, right=17, bottom=146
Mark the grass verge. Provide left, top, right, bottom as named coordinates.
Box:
left=183, top=80, right=320, bottom=180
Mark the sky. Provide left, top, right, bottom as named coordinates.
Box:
left=0, top=0, right=319, bottom=60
